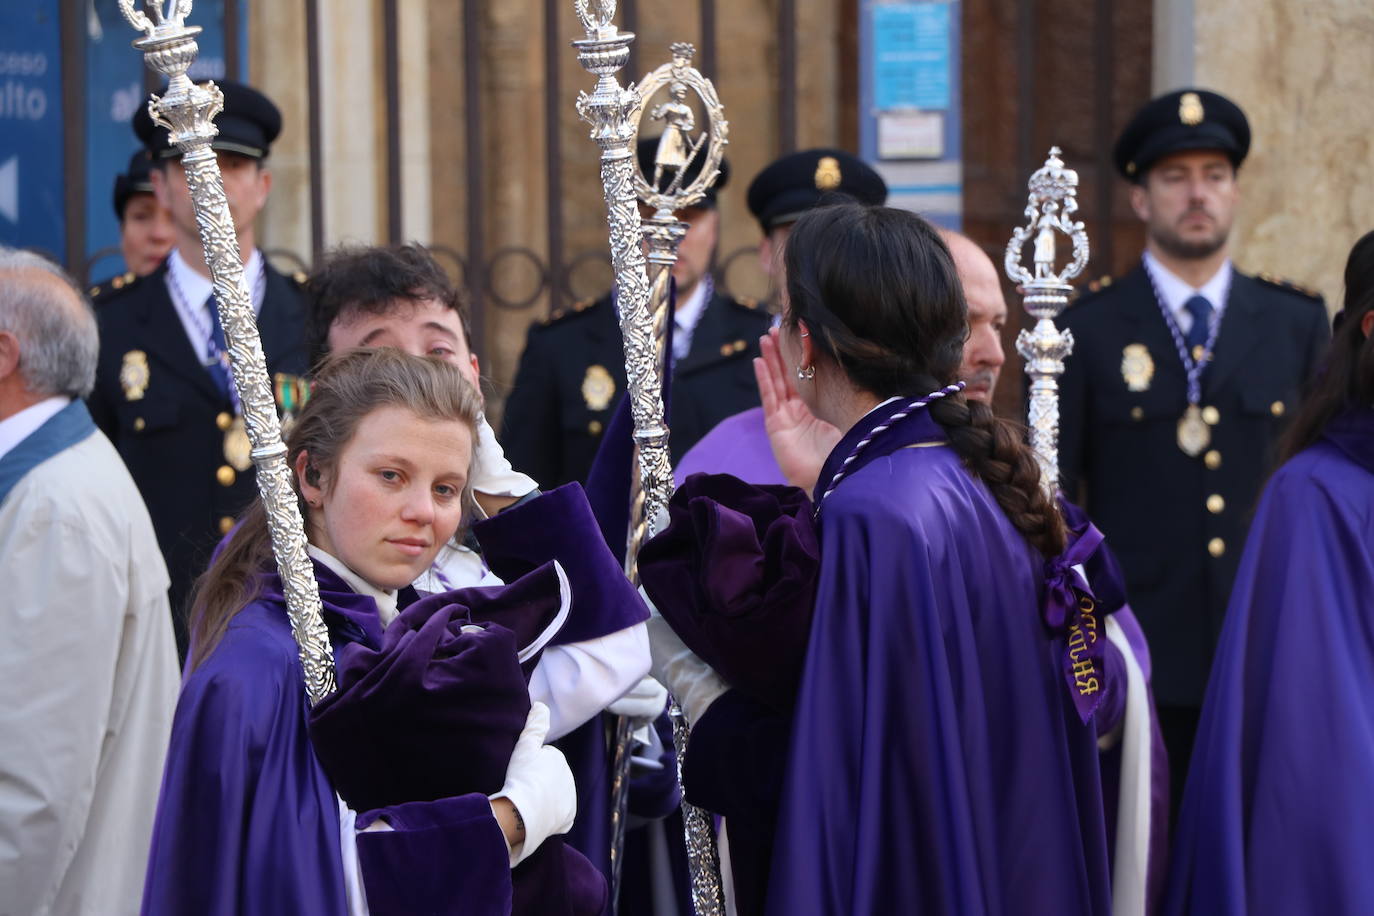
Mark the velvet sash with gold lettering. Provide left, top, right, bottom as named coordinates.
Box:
left=1043, top=521, right=1109, bottom=723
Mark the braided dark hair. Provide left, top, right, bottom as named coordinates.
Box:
left=782, top=203, right=1065, bottom=557
left=1280, top=228, right=1374, bottom=462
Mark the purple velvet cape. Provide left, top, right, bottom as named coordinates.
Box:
left=1164, top=407, right=1374, bottom=915
left=141, top=562, right=514, bottom=916
left=765, top=406, right=1112, bottom=915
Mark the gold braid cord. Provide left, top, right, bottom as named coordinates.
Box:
left=120, top=1, right=335, bottom=703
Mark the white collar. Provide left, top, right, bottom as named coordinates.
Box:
left=307, top=544, right=400, bottom=627
left=167, top=246, right=265, bottom=315
left=672, top=279, right=712, bottom=360
left=674, top=279, right=711, bottom=335
left=0, top=396, right=71, bottom=462
left=1143, top=250, right=1232, bottom=316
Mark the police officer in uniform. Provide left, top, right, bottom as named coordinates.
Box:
left=502, top=139, right=771, bottom=486
left=745, top=147, right=889, bottom=278
left=88, top=80, right=309, bottom=653
left=1058, top=89, right=1330, bottom=815
left=87, top=149, right=175, bottom=298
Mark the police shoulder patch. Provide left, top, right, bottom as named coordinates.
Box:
left=542, top=298, right=597, bottom=327
left=1255, top=272, right=1322, bottom=301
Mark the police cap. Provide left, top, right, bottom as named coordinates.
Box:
left=134, top=79, right=283, bottom=162
left=636, top=135, right=729, bottom=209
left=113, top=149, right=156, bottom=221
left=1114, top=88, right=1250, bottom=181
left=746, top=148, right=888, bottom=234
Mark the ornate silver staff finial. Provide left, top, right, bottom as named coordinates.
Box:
left=623, top=43, right=727, bottom=575
left=117, top=0, right=336, bottom=704
left=604, top=42, right=730, bottom=916
left=1005, top=146, right=1090, bottom=497
left=572, top=6, right=725, bottom=913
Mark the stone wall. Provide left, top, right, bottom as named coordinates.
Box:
left=1166, top=0, right=1374, bottom=308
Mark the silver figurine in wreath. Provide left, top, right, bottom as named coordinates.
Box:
left=1004, top=146, right=1091, bottom=496
left=115, top=0, right=336, bottom=703
left=572, top=5, right=727, bottom=914
left=626, top=42, right=728, bottom=573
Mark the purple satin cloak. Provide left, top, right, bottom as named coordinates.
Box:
left=142, top=564, right=515, bottom=916
left=674, top=407, right=786, bottom=487
left=1165, top=408, right=1374, bottom=915
left=767, top=428, right=1112, bottom=915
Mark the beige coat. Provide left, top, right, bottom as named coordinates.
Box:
left=0, top=427, right=179, bottom=915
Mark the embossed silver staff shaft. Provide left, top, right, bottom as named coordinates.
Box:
left=1004, top=146, right=1090, bottom=497
left=118, top=0, right=336, bottom=704
left=623, top=216, right=685, bottom=580
left=607, top=214, right=686, bottom=916
left=573, top=6, right=724, bottom=913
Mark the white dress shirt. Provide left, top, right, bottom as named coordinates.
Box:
left=0, top=396, right=69, bottom=462
left=165, top=247, right=265, bottom=363
left=672, top=279, right=711, bottom=361
left=308, top=544, right=399, bottom=627
left=1142, top=250, right=1232, bottom=336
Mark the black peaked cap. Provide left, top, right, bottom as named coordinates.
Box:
left=113, top=149, right=156, bottom=220
left=746, top=148, right=888, bottom=234
left=134, top=78, right=282, bottom=161
left=1113, top=88, right=1250, bottom=180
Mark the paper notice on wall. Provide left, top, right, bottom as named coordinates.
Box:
left=878, top=111, right=945, bottom=160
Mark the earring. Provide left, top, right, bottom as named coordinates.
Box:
left=796, top=365, right=816, bottom=381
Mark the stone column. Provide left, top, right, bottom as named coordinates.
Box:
left=251, top=2, right=312, bottom=269
left=318, top=0, right=386, bottom=247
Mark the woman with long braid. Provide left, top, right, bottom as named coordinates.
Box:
left=642, top=203, right=1112, bottom=914
left=1165, top=230, right=1374, bottom=915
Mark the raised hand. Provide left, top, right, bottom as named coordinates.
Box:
left=755, top=326, right=841, bottom=493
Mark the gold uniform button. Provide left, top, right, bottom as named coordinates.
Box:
left=216, top=465, right=236, bottom=487
left=133, top=417, right=146, bottom=432
left=1204, top=449, right=1222, bottom=470
left=218, top=515, right=235, bottom=535
left=216, top=411, right=233, bottom=430
left=1202, top=405, right=1220, bottom=425
left=1270, top=400, right=1285, bottom=417
left=1208, top=537, right=1226, bottom=557
left=588, top=420, right=604, bottom=435
left=1130, top=406, right=1144, bottom=421
left=1207, top=494, right=1225, bottom=514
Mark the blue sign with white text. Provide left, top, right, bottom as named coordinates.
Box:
left=85, top=0, right=247, bottom=281
left=0, top=6, right=65, bottom=260
left=873, top=2, right=952, bottom=112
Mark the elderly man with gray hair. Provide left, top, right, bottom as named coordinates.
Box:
left=0, top=248, right=178, bottom=915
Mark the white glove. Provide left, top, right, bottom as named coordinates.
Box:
left=606, top=675, right=669, bottom=728
left=645, top=613, right=730, bottom=726
left=491, top=702, right=576, bottom=866
left=471, top=414, right=539, bottom=502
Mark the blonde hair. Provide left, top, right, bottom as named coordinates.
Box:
left=187, top=348, right=483, bottom=669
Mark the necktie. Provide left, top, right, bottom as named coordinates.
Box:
left=1183, top=294, right=1213, bottom=364
left=204, top=295, right=234, bottom=401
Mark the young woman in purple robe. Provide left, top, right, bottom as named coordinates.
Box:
left=642, top=203, right=1115, bottom=914
left=1166, top=231, right=1374, bottom=915
left=142, top=349, right=599, bottom=915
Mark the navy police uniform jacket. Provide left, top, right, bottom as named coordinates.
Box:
left=87, top=258, right=309, bottom=651
left=502, top=289, right=772, bottom=488
left=1058, top=264, right=1329, bottom=707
